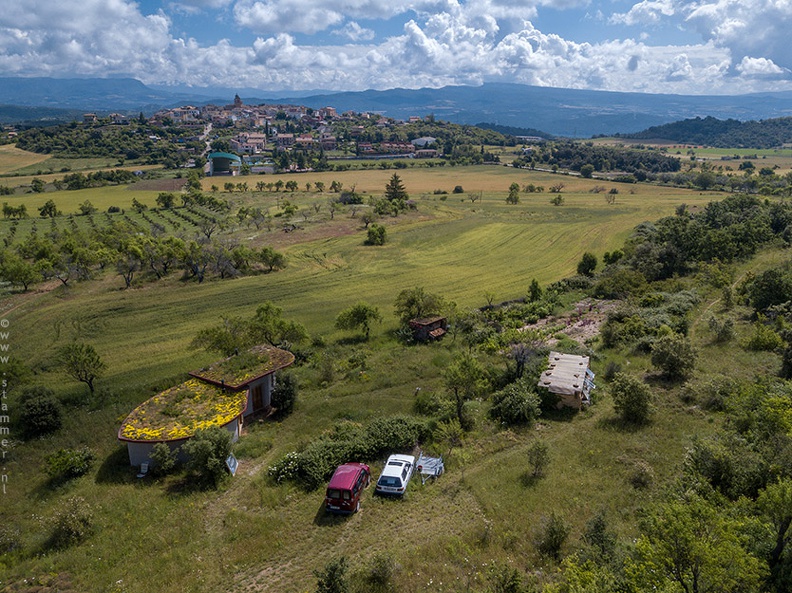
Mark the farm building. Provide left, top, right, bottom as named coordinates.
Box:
left=118, top=345, right=294, bottom=468
left=409, top=316, right=448, bottom=342
left=536, top=351, right=595, bottom=409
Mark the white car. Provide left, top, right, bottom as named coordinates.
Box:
left=375, top=454, right=415, bottom=496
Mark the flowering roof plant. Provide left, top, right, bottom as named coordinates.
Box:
left=118, top=378, right=247, bottom=442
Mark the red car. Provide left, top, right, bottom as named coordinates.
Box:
left=325, top=462, right=371, bottom=514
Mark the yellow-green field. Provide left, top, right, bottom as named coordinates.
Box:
left=0, top=144, right=50, bottom=175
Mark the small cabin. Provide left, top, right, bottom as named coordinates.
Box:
left=409, top=316, right=447, bottom=342
left=537, top=351, right=595, bottom=409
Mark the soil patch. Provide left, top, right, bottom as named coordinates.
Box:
left=521, top=298, right=618, bottom=347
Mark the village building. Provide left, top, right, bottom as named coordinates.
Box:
left=536, top=352, right=595, bottom=409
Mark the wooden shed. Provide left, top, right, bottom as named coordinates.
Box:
left=409, top=316, right=448, bottom=342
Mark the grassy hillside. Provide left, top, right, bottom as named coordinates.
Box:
left=0, top=165, right=780, bottom=593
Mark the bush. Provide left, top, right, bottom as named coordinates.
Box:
left=743, top=320, right=783, bottom=351
left=535, top=512, right=570, bottom=560
left=610, top=373, right=653, bottom=425
left=363, top=553, right=398, bottom=592
left=489, top=381, right=542, bottom=426
left=271, top=373, right=298, bottom=419
left=49, top=496, right=94, bottom=548
left=19, top=386, right=61, bottom=438
left=150, top=442, right=179, bottom=476
left=452, top=185, right=464, bottom=194
left=365, top=223, right=386, bottom=246
left=268, top=415, right=428, bottom=490
left=576, top=252, right=597, bottom=277
left=651, top=333, right=697, bottom=379
left=182, top=426, right=233, bottom=488
left=315, top=556, right=349, bottom=593
left=526, top=440, right=550, bottom=478
left=708, top=315, right=735, bottom=343
left=45, top=447, right=95, bottom=480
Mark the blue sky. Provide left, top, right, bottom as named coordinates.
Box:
left=0, top=0, right=790, bottom=95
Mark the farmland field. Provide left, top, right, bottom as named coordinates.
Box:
left=0, top=161, right=782, bottom=593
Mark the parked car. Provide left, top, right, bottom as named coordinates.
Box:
left=325, top=462, right=371, bottom=514
left=375, top=454, right=415, bottom=496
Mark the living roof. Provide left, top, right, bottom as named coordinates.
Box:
left=188, top=344, right=295, bottom=390
left=118, top=378, right=247, bottom=443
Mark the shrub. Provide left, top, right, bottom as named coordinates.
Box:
left=707, top=315, right=735, bottom=343
left=610, top=373, right=653, bottom=425
left=365, top=223, right=386, bottom=246
left=526, top=440, right=550, bottom=478
left=743, top=320, right=783, bottom=351
left=315, top=556, right=349, bottom=593
left=19, top=386, right=61, bottom=438
left=268, top=415, right=428, bottom=490
left=271, top=372, right=298, bottom=419
left=489, top=381, right=542, bottom=427
left=629, top=460, right=655, bottom=489
left=49, top=496, right=94, bottom=548
left=363, top=553, right=398, bottom=592
left=452, top=185, right=464, bottom=194
left=182, top=426, right=233, bottom=488
left=651, top=333, right=697, bottom=379
left=576, top=252, right=597, bottom=277
left=535, top=512, right=570, bottom=560
left=149, top=442, right=179, bottom=476
left=107, top=205, right=121, bottom=213
left=45, top=447, right=95, bottom=480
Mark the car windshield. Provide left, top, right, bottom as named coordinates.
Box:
left=327, top=489, right=341, bottom=499
left=378, top=476, right=401, bottom=487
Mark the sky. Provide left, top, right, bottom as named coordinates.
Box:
left=0, top=0, right=790, bottom=96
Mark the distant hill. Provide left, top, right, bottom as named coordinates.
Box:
left=3, top=77, right=792, bottom=137
left=0, top=104, right=84, bottom=126
left=619, top=115, right=792, bottom=148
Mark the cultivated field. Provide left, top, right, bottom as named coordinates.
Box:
left=0, top=160, right=780, bottom=593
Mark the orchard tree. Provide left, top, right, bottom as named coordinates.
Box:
left=250, top=301, right=308, bottom=347
left=38, top=199, right=60, bottom=218
left=335, top=302, right=382, bottom=340
left=58, top=343, right=106, bottom=396
left=192, top=316, right=254, bottom=356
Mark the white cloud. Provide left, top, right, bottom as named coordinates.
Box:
left=332, top=22, right=376, bottom=41
left=610, top=0, right=676, bottom=26
left=736, top=56, right=788, bottom=78
left=684, top=0, right=792, bottom=71
left=0, top=0, right=790, bottom=96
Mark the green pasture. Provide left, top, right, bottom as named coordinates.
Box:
left=0, top=164, right=753, bottom=593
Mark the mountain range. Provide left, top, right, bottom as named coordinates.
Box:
left=2, top=77, right=792, bottom=138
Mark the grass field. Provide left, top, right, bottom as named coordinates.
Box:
left=0, top=145, right=50, bottom=175
left=0, top=162, right=780, bottom=593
